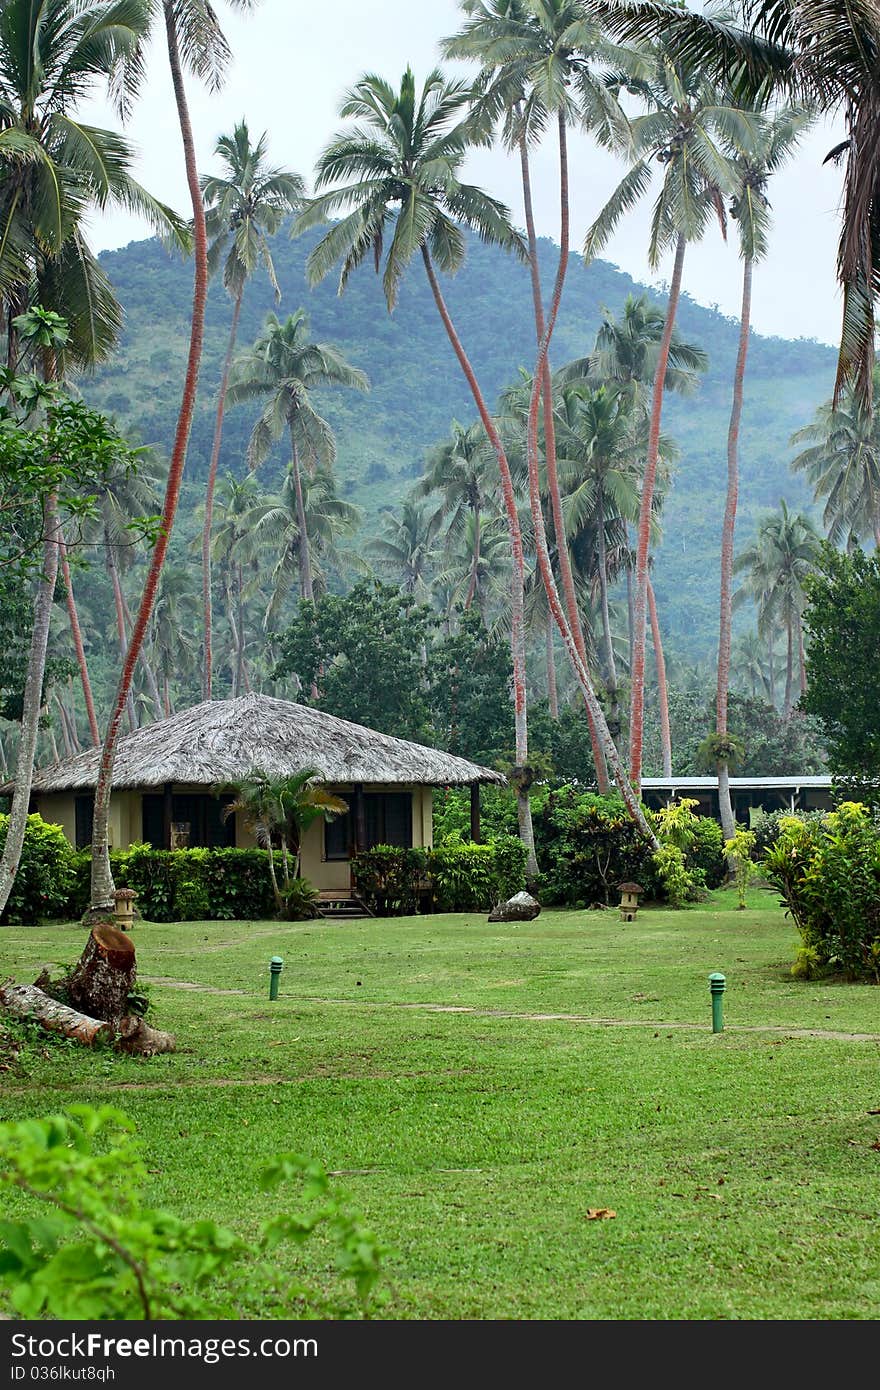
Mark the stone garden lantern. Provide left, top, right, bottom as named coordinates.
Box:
left=113, top=888, right=138, bottom=932
left=618, top=881, right=643, bottom=922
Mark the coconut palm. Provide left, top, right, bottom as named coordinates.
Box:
left=199, top=123, right=304, bottom=699
left=368, top=499, right=439, bottom=600
left=207, top=472, right=267, bottom=696
left=243, top=467, right=361, bottom=630
left=444, top=0, right=631, bottom=764
left=416, top=418, right=495, bottom=610
left=790, top=369, right=880, bottom=547
left=147, top=565, right=200, bottom=717
left=715, top=102, right=810, bottom=840
left=91, top=0, right=260, bottom=916
left=0, top=0, right=186, bottom=368
left=592, top=0, right=880, bottom=409
left=227, top=309, right=367, bottom=604
left=297, top=66, right=551, bottom=869
left=734, top=501, right=822, bottom=716
left=583, top=37, right=755, bottom=787
left=437, top=510, right=512, bottom=626
left=570, top=293, right=708, bottom=404
left=731, top=628, right=772, bottom=701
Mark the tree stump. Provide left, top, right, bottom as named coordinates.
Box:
left=68, top=923, right=136, bottom=1022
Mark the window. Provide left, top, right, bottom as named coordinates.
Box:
left=323, top=792, right=413, bottom=860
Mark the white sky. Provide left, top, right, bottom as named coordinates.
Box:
left=81, top=0, right=846, bottom=346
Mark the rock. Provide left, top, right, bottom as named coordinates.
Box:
left=488, top=890, right=540, bottom=922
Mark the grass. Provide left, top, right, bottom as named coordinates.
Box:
left=2, top=886, right=880, bottom=1320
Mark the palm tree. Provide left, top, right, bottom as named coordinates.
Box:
left=437, top=510, right=511, bottom=626
left=243, top=467, right=361, bottom=630
left=297, top=66, right=547, bottom=871
left=57, top=537, right=99, bottom=745
left=416, top=418, right=494, bottom=609
left=0, top=0, right=186, bottom=368
left=147, top=565, right=200, bottom=716
left=731, top=628, right=772, bottom=700
left=208, top=472, right=266, bottom=696
left=583, top=37, right=754, bottom=787
left=593, top=0, right=880, bottom=408
left=734, top=501, right=822, bottom=716
left=555, top=382, right=642, bottom=745
left=227, top=309, right=367, bottom=604
left=790, top=369, right=880, bottom=547
left=444, top=0, right=630, bottom=772
left=716, top=103, right=810, bottom=840
left=223, top=768, right=347, bottom=913
left=199, top=122, right=304, bottom=699
left=91, top=0, right=259, bottom=917
left=368, top=500, right=439, bottom=600
left=577, top=293, right=708, bottom=404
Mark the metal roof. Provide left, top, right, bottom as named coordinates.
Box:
left=641, top=776, right=832, bottom=790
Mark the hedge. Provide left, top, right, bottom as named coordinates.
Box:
left=0, top=814, right=75, bottom=925
left=68, top=845, right=280, bottom=922
left=352, top=837, right=527, bottom=916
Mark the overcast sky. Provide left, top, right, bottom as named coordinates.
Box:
left=81, top=0, right=846, bottom=347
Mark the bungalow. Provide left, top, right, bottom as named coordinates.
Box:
left=26, top=693, right=504, bottom=894
left=641, top=775, right=833, bottom=823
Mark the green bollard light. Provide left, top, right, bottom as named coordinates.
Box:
left=709, top=972, right=726, bottom=1032
left=269, top=955, right=284, bottom=1001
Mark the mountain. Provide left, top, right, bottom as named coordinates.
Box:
left=82, top=226, right=836, bottom=661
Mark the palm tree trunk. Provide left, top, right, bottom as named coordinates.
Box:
left=163, top=672, right=171, bottom=719
left=104, top=535, right=138, bottom=734
left=596, top=491, right=621, bottom=739
left=236, top=560, right=246, bottom=697
left=783, top=618, right=794, bottom=718
left=202, top=289, right=243, bottom=701
left=546, top=621, right=559, bottom=720
left=89, top=1, right=209, bottom=914
left=55, top=692, right=75, bottom=760
left=768, top=630, right=777, bottom=706
left=464, top=503, right=480, bottom=610
left=629, top=233, right=687, bottom=789
left=647, top=578, right=672, bottom=778
left=519, top=121, right=609, bottom=792
left=626, top=558, right=635, bottom=678
left=797, top=612, right=807, bottom=698
left=421, top=244, right=537, bottom=875
left=0, top=494, right=61, bottom=918
left=716, top=257, right=752, bottom=844
left=522, top=116, right=652, bottom=838
left=119, top=590, right=163, bottom=721
left=290, top=437, right=314, bottom=603
left=59, top=536, right=99, bottom=746
left=65, top=679, right=82, bottom=753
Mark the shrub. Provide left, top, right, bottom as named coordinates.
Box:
left=428, top=842, right=498, bottom=912
left=432, top=785, right=518, bottom=843
left=352, top=846, right=427, bottom=916
left=532, top=788, right=652, bottom=906
left=279, top=876, right=319, bottom=921
left=0, top=814, right=75, bottom=925
left=67, top=846, right=280, bottom=922
left=688, top=815, right=727, bottom=889
left=763, top=802, right=880, bottom=980
left=350, top=839, right=526, bottom=916
left=0, top=1106, right=388, bottom=1319
left=751, top=807, right=827, bottom=859
left=724, top=828, right=758, bottom=908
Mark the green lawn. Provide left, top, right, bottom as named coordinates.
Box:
left=2, top=887, right=880, bottom=1320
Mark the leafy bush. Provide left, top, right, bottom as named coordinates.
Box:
left=352, top=846, right=427, bottom=916
left=428, top=842, right=499, bottom=912
left=763, top=802, right=880, bottom=980
left=532, top=788, right=652, bottom=906
left=0, top=1105, right=388, bottom=1319
left=688, top=815, right=727, bottom=889
left=750, top=808, right=827, bottom=859
left=649, top=798, right=718, bottom=906
left=432, top=785, right=518, bottom=843
left=279, top=876, right=319, bottom=921
left=67, top=846, right=281, bottom=922
left=350, top=839, right=526, bottom=915
left=0, top=814, right=75, bottom=925
left=724, top=828, right=758, bottom=908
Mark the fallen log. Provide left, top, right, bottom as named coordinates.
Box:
left=0, top=983, right=113, bottom=1045
left=0, top=983, right=175, bottom=1056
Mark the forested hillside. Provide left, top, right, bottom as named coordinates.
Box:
left=82, top=226, right=835, bottom=660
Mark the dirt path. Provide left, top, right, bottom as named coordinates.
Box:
left=142, top=976, right=880, bottom=1043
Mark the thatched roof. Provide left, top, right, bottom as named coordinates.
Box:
left=28, top=694, right=506, bottom=793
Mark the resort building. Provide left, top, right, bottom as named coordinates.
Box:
left=26, top=693, right=504, bottom=894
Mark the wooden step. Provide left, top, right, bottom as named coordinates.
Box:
left=316, top=894, right=373, bottom=921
